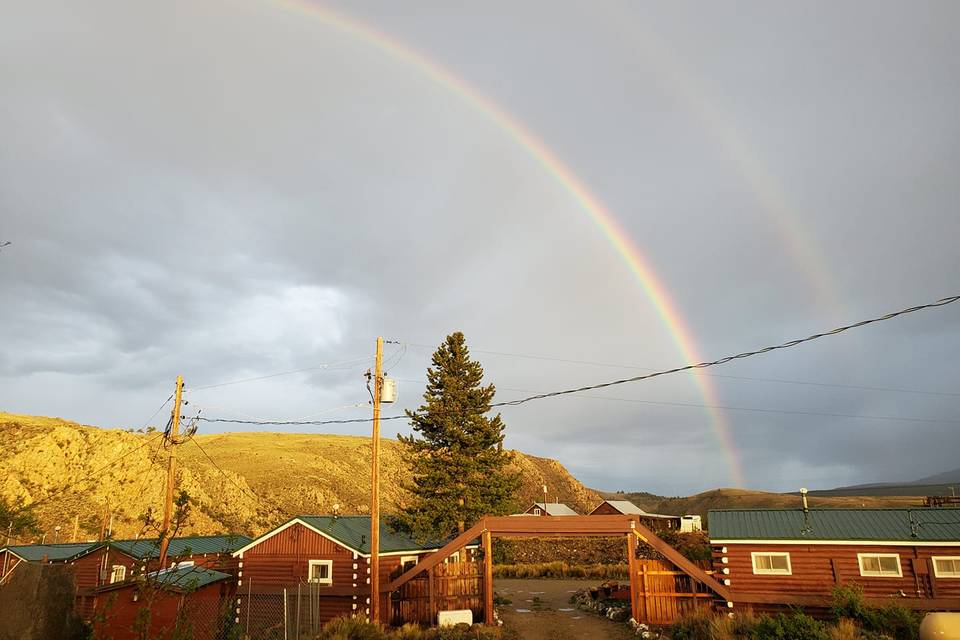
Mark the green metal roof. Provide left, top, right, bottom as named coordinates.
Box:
left=5, top=542, right=102, bottom=562
left=110, top=534, right=251, bottom=559
left=709, top=508, right=960, bottom=542
left=297, top=516, right=443, bottom=554
left=148, top=566, right=233, bottom=591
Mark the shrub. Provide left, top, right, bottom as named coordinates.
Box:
left=670, top=608, right=716, bottom=640
left=830, top=585, right=921, bottom=640
left=749, top=612, right=829, bottom=640
left=315, top=617, right=517, bottom=640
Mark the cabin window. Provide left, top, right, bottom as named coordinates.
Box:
left=109, top=565, right=127, bottom=584
left=751, top=552, right=791, bottom=575
left=533, top=508, right=542, bottom=516
left=400, top=555, right=419, bottom=571
left=308, top=560, right=333, bottom=585
left=857, top=553, right=901, bottom=577
left=444, top=552, right=461, bottom=564
left=932, top=556, right=960, bottom=578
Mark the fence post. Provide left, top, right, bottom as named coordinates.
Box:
left=483, top=529, right=494, bottom=625
left=627, top=533, right=639, bottom=623
left=283, top=587, right=288, bottom=640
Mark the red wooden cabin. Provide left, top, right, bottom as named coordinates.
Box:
left=92, top=565, right=235, bottom=640
left=234, top=515, right=465, bottom=633
left=710, top=508, right=960, bottom=612
left=590, top=500, right=681, bottom=530
left=520, top=502, right=578, bottom=516
left=69, top=534, right=249, bottom=621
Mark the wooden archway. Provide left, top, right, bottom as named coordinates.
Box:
left=385, top=515, right=730, bottom=624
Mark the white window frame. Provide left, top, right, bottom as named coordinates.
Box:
left=750, top=552, right=792, bottom=575
left=444, top=551, right=461, bottom=564
left=932, top=556, right=960, bottom=578
left=533, top=508, right=542, bottom=516
left=400, top=555, right=419, bottom=568
left=307, top=560, right=333, bottom=585
left=173, top=560, right=195, bottom=568
left=109, top=565, right=127, bottom=584
left=857, top=553, right=902, bottom=577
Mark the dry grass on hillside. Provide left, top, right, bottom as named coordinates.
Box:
left=0, top=412, right=598, bottom=540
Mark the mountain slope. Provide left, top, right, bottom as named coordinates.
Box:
left=599, top=488, right=921, bottom=524
left=0, top=413, right=599, bottom=540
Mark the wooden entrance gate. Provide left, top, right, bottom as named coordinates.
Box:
left=631, top=559, right=716, bottom=625
left=385, top=515, right=731, bottom=626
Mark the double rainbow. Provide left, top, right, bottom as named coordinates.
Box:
left=267, top=0, right=747, bottom=486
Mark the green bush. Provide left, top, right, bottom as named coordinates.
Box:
left=829, top=585, right=921, bottom=640
left=748, top=612, right=828, bottom=640
left=492, top=561, right=628, bottom=580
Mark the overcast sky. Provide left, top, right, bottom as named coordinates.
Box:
left=2, top=0, right=958, bottom=496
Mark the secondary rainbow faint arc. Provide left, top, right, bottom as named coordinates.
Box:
left=270, top=0, right=746, bottom=487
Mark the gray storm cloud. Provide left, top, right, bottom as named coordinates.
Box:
left=1, top=0, right=958, bottom=494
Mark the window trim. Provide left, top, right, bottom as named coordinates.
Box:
left=109, top=565, right=127, bottom=584
left=307, top=559, right=333, bottom=585
left=400, top=555, right=419, bottom=567
left=932, top=556, right=960, bottom=578
left=857, top=553, right=902, bottom=577
left=533, top=508, right=542, bottom=516
left=750, top=551, right=792, bottom=575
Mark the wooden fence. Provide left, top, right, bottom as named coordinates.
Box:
left=390, top=561, right=484, bottom=626
left=630, top=559, right=716, bottom=625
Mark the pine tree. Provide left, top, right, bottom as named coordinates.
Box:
left=395, top=332, right=521, bottom=540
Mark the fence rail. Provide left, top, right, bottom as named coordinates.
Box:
left=631, top=559, right=716, bottom=625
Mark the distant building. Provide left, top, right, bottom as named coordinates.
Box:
left=589, top=500, right=681, bottom=530
left=710, top=508, right=960, bottom=608
left=521, top=502, right=578, bottom=516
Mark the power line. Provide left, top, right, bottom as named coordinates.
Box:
left=187, top=436, right=267, bottom=506
left=187, top=355, right=374, bottom=392
left=406, top=346, right=960, bottom=398
left=491, top=294, right=960, bottom=407
left=393, top=378, right=960, bottom=426
left=22, top=433, right=165, bottom=513
left=189, top=294, right=959, bottom=425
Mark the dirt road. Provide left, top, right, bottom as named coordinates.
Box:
left=495, top=579, right=634, bottom=640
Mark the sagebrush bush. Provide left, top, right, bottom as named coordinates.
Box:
left=314, top=617, right=517, bottom=640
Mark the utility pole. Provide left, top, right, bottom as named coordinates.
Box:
left=158, top=375, right=184, bottom=569
left=369, top=337, right=383, bottom=623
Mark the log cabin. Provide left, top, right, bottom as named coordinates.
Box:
left=233, top=515, right=472, bottom=632
left=589, top=500, right=682, bottom=530
left=709, top=508, right=960, bottom=611
left=69, top=534, right=249, bottom=621
left=92, top=565, right=235, bottom=640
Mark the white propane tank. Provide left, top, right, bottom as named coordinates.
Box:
left=380, top=377, right=398, bottom=403
left=920, top=612, right=960, bottom=640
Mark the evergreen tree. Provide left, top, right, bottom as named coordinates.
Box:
left=395, top=332, right=521, bottom=540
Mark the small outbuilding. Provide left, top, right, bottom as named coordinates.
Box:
left=710, top=508, right=960, bottom=611
left=92, top=565, right=235, bottom=640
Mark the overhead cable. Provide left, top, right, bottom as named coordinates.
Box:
left=192, top=293, right=959, bottom=425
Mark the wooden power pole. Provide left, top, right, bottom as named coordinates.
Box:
left=369, top=337, right=383, bottom=623
left=158, top=375, right=184, bottom=570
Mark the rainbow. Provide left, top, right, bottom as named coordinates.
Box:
left=264, top=0, right=747, bottom=486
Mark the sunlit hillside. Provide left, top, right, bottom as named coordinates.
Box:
left=0, top=412, right=599, bottom=541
